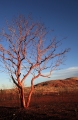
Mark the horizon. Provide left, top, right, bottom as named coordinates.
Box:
left=1, top=75, right=78, bottom=90
left=0, top=67, right=78, bottom=89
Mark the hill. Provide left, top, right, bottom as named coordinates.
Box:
left=35, top=77, right=78, bottom=87
left=34, top=77, right=78, bottom=95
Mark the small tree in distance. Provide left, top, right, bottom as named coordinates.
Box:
left=0, top=15, right=69, bottom=108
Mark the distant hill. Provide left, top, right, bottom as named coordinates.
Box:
left=34, top=77, right=78, bottom=94
left=35, top=77, right=78, bottom=87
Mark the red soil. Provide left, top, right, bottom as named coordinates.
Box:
left=0, top=92, right=78, bottom=120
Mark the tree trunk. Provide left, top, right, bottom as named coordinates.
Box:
left=26, top=80, right=34, bottom=107
left=18, top=86, right=26, bottom=108
left=18, top=80, right=34, bottom=108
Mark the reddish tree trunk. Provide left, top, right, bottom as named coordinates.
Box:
left=18, top=86, right=26, bottom=108
left=26, top=80, right=34, bottom=107
left=17, top=79, right=34, bottom=108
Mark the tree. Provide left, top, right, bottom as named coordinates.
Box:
left=0, top=15, right=69, bottom=108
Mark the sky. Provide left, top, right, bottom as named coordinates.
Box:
left=0, top=0, right=78, bottom=89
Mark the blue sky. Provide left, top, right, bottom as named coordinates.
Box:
left=0, top=0, right=78, bottom=89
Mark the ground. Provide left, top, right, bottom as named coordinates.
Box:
left=0, top=78, right=78, bottom=119
left=0, top=92, right=78, bottom=120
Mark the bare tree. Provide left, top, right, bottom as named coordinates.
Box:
left=0, top=15, right=69, bottom=108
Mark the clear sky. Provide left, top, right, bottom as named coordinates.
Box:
left=0, top=0, right=78, bottom=89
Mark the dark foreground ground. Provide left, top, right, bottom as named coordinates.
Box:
left=0, top=92, right=78, bottom=120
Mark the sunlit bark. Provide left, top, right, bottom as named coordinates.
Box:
left=26, top=80, right=34, bottom=107
left=18, top=86, right=26, bottom=108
